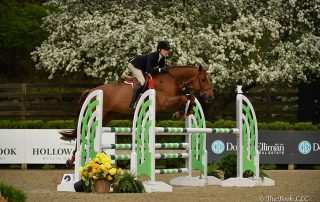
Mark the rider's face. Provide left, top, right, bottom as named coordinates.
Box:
left=160, top=49, right=169, bottom=57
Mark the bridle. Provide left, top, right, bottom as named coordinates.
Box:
left=198, top=74, right=213, bottom=98
left=166, top=68, right=212, bottom=97
left=165, top=71, right=191, bottom=93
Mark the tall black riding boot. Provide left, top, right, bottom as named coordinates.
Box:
left=129, top=83, right=143, bottom=109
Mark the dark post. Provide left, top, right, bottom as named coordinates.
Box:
left=21, top=83, right=27, bottom=119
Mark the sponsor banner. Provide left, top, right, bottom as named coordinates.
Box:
left=207, top=131, right=320, bottom=164
left=0, top=129, right=115, bottom=164
left=0, top=130, right=25, bottom=163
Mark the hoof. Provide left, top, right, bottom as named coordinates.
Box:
left=172, top=112, right=177, bottom=120
left=66, top=159, right=74, bottom=168
left=172, top=112, right=186, bottom=120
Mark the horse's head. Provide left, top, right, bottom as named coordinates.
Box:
left=196, top=65, right=214, bottom=103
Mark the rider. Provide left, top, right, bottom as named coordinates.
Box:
left=128, top=40, right=171, bottom=109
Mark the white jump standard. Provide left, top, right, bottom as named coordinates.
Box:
left=57, top=85, right=274, bottom=192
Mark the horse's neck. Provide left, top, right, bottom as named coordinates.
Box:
left=169, top=67, right=198, bottom=82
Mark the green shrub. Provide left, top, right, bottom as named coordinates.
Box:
left=1, top=119, right=320, bottom=130
left=117, top=135, right=131, bottom=144
left=107, top=120, right=132, bottom=127
left=261, top=164, right=277, bottom=170
left=258, top=122, right=269, bottom=130
left=0, top=120, right=13, bottom=128
left=19, top=120, right=44, bottom=129
left=0, top=182, right=26, bottom=202
left=157, top=120, right=184, bottom=127
left=205, top=121, right=214, bottom=128
left=156, top=158, right=184, bottom=169
left=42, top=164, right=55, bottom=169
left=156, top=135, right=184, bottom=144
left=292, top=122, right=317, bottom=130
left=0, top=120, right=75, bottom=129
left=207, top=163, right=222, bottom=179
left=218, top=153, right=237, bottom=179
left=112, top=171, right=145, bottom=193
left=243, top=170, right=269, bottom=179
left=314, top=165, right=320, bottom=170
left=8, top=165, right=21, bottom=169
left=267, top=121, right=292, bottom=130
left=212, top=119, right=236, bottom=128
left=46, top=120, right=76, bottom=129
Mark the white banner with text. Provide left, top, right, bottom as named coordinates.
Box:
left=0, top=129, right=115, bottom=164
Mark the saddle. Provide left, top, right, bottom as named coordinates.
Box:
left=122, top=73, right=154, bottom=90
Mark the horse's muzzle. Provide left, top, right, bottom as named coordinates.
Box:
left=200, top=92, right=214, bottom=103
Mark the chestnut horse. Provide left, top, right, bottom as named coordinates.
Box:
left=61, top=65, right=214, bottom=165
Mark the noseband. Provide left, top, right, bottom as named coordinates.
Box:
left=198, top=74, right=213, bottom=98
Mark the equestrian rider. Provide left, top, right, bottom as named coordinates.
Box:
left=128, top=41, right=171, bottom=109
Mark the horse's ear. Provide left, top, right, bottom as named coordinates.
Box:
left=199, top=65, right=208, bottom=72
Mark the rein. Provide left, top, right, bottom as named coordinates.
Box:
left=164, top=67, right=212, bottom=96
left=165, top=71, right=193, bottom=93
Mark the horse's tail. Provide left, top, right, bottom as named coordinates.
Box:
left=59, top=89, right=91, bottom=139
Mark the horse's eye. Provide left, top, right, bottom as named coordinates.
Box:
left=201, top=79, right=206, bottom=82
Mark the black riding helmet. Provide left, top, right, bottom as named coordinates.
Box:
left=157, top=41, right=171, bottom=52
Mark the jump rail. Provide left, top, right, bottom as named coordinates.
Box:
left=57, top=86, right=274, bottom=192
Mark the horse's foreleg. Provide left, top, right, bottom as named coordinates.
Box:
left=66, top=146, right=76, bottom=168
left=66, top=142, right=77, bottom=168
left=160, top=94, right=195, bottom=120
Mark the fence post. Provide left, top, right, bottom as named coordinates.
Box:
left=21, top=83, right=27, bottom=119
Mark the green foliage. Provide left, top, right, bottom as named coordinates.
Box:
left=2, top=120, right=36, bottom=129
left=0, top=0, right=49, bottom=82
left=9, top=165, right=21, bottom=169
left=0, top=182, right=26, bottom=202
left=1, top=119, right=320, bottom=130
left=156, top=158, right=184, bottom=169
left=117, top=135, right=131, bottom=144
left=258, top=122, right=270, bottom=130
left=219, top=154, right=272, bottom=180
left=260, top=121, right=320, bottom=130
left=0, top=120, right=76, bottom=129
left=157, top=120, right=184, bottom=127
left=42, top=164, right=55, bottom=169
left=207, top=163, right=222, bottom=179
left=46, top=120, right=76, bottom=129
left=218, top=153, right=237, bottom=179
left=211, top=119, right=236, bottom=128
left=31, top=0, right=320, bottom=91
left=107, top=120, right=132, bottom=127
left=243, top=170, right=269, bottom=179
left=266, top=121, right=293, bottom=130
left=112, top=171, right=145, bottom=193
left=292, top=122, right=318, bottom=130
left=259, top=170, right=269, bottom=179
left=314, top=165, right=320, bottom=170
left=261, top=164, right=278, bottom=170
left=0, top=120, right=12, bottom=128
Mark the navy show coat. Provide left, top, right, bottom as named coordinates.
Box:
left=130, top=51, right=165, bottom=73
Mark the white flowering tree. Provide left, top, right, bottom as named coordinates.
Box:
left=32, top=0, right=320, bottom=92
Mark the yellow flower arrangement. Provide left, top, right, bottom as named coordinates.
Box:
left=80, top=153, right=123, bottom=187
